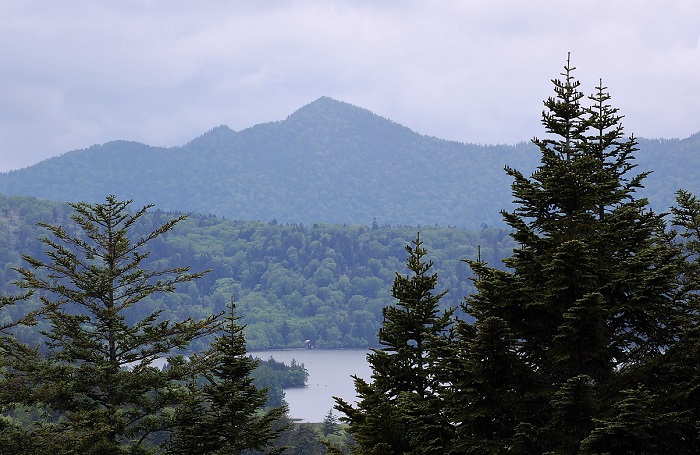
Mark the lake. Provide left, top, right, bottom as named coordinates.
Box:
left=252, top=349, right=372, bottom=423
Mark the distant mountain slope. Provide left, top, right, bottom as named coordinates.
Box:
left=0, top=97, right=696, bottom=228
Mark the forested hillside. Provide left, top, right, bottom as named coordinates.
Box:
left=0, top=97, right=697, bottom=230
left=0, top=194, right=514, bottom=350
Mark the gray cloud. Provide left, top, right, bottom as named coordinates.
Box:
left=1, top=0, right=699, bottom=172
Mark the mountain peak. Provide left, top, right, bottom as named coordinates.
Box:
left=285, top=96, right=413, bottom=137
left=287, top=97, right=368, bottom=119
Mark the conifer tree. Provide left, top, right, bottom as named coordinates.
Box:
left=454, top=56, right=684, bottom=453
left=322, top=409, right=339, bottom=437
left=579, top=386, right=680, bottom=455
left=444, top=315, right=534, bottom=454
left=647, top=189, right=700, bottom=453
left=335, top=234, right=454, bottom=454
left=1, top=195, right=220, bottom=454
left=0, top=292, right=33, bottom=335
left=168, top=300, right=287, bottom=454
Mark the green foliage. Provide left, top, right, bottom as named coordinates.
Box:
left=0, top=194, right=513, bottom=350
left=329, top=56, right=700, bottom=455
left=0, top=415, right=39, bottom=454
left=650, top=189, right=700, bottom=453
left=579, top=387, right=681, bottom=455
left=168, top=301, right=286, bottom=454
left=0, top=196, right=220, bottom=454
left=336, top=234, right=455, bottom=454
left=276, top=423, right=327, bottom=455
left=250, top=356, right=309, bottom=407
left=6, top=56, right=700, bottom=455
left=322, top=408, right=339, bottom=437
left=445, top=316, right=534, bottom=454
left=453, top=56, right=687, bottom=454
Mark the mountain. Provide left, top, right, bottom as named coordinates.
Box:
left=0, top=97, right=697, bottom=228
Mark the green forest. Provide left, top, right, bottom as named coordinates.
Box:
left=0, top=194, right=513, bottom=351
left=2, top=56, right=700, bottom=454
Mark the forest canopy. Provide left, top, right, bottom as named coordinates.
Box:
left=0, top=194, right=514, bottom=350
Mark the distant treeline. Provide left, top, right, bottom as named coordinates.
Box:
left=0, top=194, right=515, bottom=350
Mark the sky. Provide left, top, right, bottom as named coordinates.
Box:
left=2, top=0, right=700, bottom=172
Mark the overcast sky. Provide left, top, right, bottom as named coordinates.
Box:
left=2, top=1, right=699, bottom=172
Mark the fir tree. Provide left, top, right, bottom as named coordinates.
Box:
left=0, top=292, right=34, bottom=335
left=168, top=300, right=287, bottom=454
left=335, top=234, right=454, bottom=454
left=282, top=423, right=327, bottom=455
left=444, top=316, right=534, bottom=454
left=579, top=387, right=680, bottom=455
left=0, top=287, right=38, bottom=450
left=455, top=56, right=684, bottom=453
left=647, top=189, right=700, bottom=453
left=0, top=271, right=38, bottom=424
left=1, top=195, right=220, bottom=454
left=322, top=408, right=339, bottom=437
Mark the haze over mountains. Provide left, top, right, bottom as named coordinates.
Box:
left=1, top=97, right=698, bottom=229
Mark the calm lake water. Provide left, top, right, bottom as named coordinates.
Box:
left=252, top=349, right=372, bottom=423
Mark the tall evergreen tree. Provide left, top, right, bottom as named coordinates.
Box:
left=1, top=195, right=220, bottom=454
left=335, top=234, right=454, bottom=454
left=168, top=300, right=287, bottom=454
left=644, top=189, right=700, bottom=454
left=454, top=56, right=684, bottom=453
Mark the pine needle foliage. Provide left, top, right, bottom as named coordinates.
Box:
left=1, top=195, right=221, bottom=454
left=335, top=234, right=455, bottom=454
left=168, top=300, right=287, bottom=455
left=454, top=55, right=686, bottom=454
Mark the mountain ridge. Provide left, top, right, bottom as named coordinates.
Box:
left=0, top=97, right=697, bottom=229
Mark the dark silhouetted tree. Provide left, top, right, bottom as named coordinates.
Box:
left=168, top=300, right=287, bottom=454
left=454, top=56, right=684, bottom=453
left=336, top=234, right=454, bottom=454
